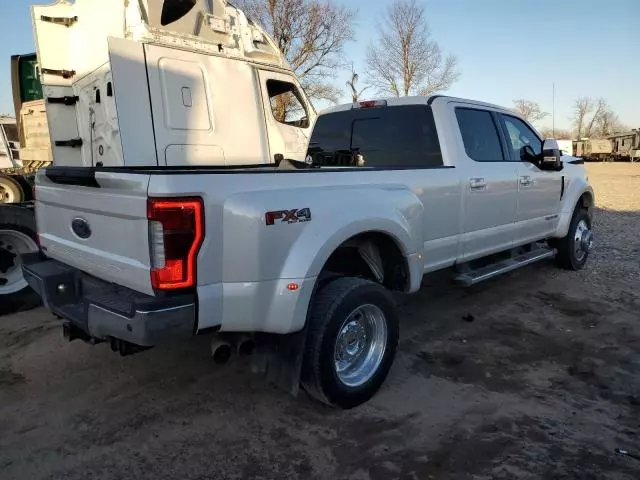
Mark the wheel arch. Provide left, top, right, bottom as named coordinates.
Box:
left=577, top=190, right=594, bottom=216
left=314, top=230, right=414, bottom=293
left=555, top=186, right=595, bottom=238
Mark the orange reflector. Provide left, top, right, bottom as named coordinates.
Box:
left=287, top=283, right=299, bottom=291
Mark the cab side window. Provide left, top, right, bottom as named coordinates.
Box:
left=455, top=108, right=505, bottom=162
left=501, top=115, right=542, bottom=162
left=266, top=80, right=309, bottom=128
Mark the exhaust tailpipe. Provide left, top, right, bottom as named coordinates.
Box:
left=211, top=339, right=232, bottom=364
left=237, top=336, right=256, bottom=356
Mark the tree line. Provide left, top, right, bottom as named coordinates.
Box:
left=240, top=0, right=625, bottom=140
left=240, top=0, right=459, bottom=103
left=513, top=97, right=627, bottom=140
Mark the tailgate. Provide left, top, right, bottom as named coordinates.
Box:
left=35, top=169, right=153, bottom=295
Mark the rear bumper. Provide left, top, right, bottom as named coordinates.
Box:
left=21, top=253, right=196, bottom=347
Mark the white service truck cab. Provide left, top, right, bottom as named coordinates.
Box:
left=31, top=0, right=315, bottom=168
left=24, top=94, right=594, bottom=409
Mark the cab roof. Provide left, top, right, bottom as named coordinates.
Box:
left=320, top=95, right=513, bottom=116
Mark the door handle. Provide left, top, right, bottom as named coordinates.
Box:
left=519, top=175, right=534, bottom=187
left=469, top=178, right=486, bottom=191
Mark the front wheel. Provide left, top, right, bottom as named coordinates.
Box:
left=301, top=277, right=399, bottom=409
left=555, top=209, right=592, bottom=270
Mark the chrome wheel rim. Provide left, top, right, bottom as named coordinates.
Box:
left=0, top=184, right=16, bottom=204
left=334, top=304, right=387, bottom=388
left=0, top=230, right=39, bottom=295
left=573, top=219, right=592, bottom=262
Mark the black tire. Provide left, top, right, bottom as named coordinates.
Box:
left=0, top=205, right=42, bottom=314
left=14, top=175, right=34, bottom=201
left=0, top=174, right=26, bottom=204
left=301, top=277, right=399, bottom=409
left=555, top=208, right=591, bottom=271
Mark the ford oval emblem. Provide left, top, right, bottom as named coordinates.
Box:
left=71, top=217, right=92, bottom=239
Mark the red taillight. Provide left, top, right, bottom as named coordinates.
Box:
left=147, top=197, right=204, bottom=290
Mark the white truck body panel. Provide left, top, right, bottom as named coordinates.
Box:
left=143, top=43, right=292, bottom=166
left=108, top=38, right=158, bottom=167
left=32, top=96, right=593, bottom=335
left=36, top=172, right=153, bottom=295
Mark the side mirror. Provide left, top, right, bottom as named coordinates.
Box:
left=540, top=139, right=564, bottom=171
left=522, top=145, right=537, bottom=161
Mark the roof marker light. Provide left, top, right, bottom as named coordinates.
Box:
left=353, top=100, right=388, bottom=109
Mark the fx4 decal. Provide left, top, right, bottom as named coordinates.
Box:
left=265, top=208, right=312, bottom=226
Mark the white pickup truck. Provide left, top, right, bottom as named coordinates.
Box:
left=24, top=95, right=594, bottom=408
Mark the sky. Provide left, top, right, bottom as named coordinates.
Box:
left=1, top=0, right=638, bottom=131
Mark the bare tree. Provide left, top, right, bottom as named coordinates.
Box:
left=539, top=127, right=573, bottom=139
left=583, top=99, right=627, bottom=138
left=571, top=97, right=593, bottom=139
left=512, top=99, right=549, bottom=124
left=240, top=0, right=355, bottom=104
left=346, top=64, right=371, bottom=102
left=594, top=108, right=626, bottom=138
left=584, top=98, right=608, bottom=138
left=366, top=0, right=460, bottom=97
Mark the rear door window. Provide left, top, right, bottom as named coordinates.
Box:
left=455, top=108, right=505, bottom=162
left=307, top=105, right=443, bottom=168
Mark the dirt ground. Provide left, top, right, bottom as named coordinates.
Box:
left=1, top=163, right=639, bottom=480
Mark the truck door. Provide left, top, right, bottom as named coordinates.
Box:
left=257, top=70, right=315, bottom=162
left=498, top=114, right=562, bottom=243
left=454, top=106, right=519, bottom=260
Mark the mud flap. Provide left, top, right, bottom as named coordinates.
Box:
left=252, top=329, right=308, bottom=397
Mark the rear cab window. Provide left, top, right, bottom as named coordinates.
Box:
left=307, top=105, right=443, bottom=168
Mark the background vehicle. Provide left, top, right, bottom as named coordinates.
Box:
left=573, top=138, right=613, bottom=161
left=0, top=54, right=50, bottom=306
left=608, top=129, right=640, bottom=162
left=31, top=0, right=315, bottom=170
left=25, top=95, right=594, bottom=408
left=1, top=53, right=52, bottom=203
left=0, top=116, right=30, bottom=204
